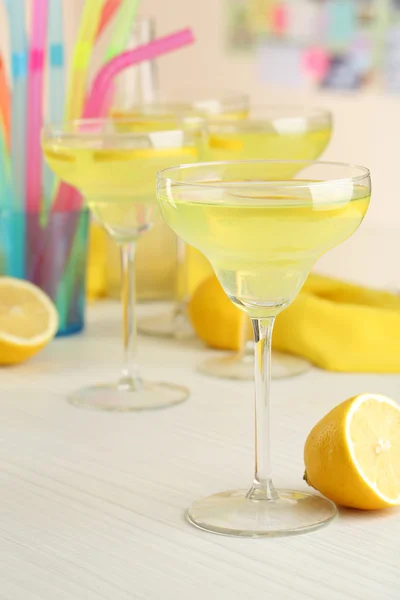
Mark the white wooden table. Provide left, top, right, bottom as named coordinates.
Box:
left=1, top=301, right=399, bottom=600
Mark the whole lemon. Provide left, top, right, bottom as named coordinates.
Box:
left=188, top=275, right=251, bottom=351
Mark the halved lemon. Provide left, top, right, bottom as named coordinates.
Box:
left=304, top=393, right=400, bottom=510
left=0, top=278, right=58, bottom=365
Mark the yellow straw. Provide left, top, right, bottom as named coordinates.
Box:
left=65, top=0, right=105, bottom=119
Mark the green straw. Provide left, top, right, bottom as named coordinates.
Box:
left=56, top=211, right=88, bottom=332
left=65, top=0, right=105, bottom=120
left=56, top=0, right=141, bottom=332
left=105, top=0, right=141, bottom=61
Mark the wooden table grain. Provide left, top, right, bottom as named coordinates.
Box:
left=1, top=301, right=399, bottom=600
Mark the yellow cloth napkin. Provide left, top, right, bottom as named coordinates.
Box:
left=273, top=274, right=400, bottom=373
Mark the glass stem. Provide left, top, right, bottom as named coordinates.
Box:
left=247, top=317, right=279, bottom=502
left=237, top=316, right=253, bottom=360
left=118, top=242, right=141, bottom=390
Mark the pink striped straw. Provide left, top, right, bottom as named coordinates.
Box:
left=0, top=55, right=10, bottom=147
left=52, top=27, right=195, bottom=212
left=26, top=0, right=49, bottom=213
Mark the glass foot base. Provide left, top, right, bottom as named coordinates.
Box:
left=187, top=489, right=337, bottom=538
left=138, top=309, right=194, bottom=340
left=69, top=380, right=189, bottom=412
left=198, top=350, right=311, bottom=380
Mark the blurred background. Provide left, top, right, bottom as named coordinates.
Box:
left=0, top=0, right=397, bottom=289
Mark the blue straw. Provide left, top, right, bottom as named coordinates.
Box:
left=43, top=0, right=65, bottom=218
left=5, top=0, right=27, bottom=277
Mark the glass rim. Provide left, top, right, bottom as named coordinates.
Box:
left=143, top=89, right=250, bottom=115
left=41, top=115, right=207, bottom=140
left=208, top=105, right=331, bottom=127
left=110, top=103, right=331, bottom=122
left=157, top=160, right=371, bottom=190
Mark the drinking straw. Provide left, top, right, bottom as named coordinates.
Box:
left=26, top=0, right=49, bottom=214
left=5, top=0, right=27, bottom=277
left=101, top=0, right=141, bottom=113
left=85, top=28, right=194, bottom=119
left=0, top=112, right=11, bottom=206
left=0, top=53, right=13, bottom=273
left=54, top=0, right=138, bottom=318
left=97, top=0, right=122, bottom=39
left=65, top=0, right=105, bottom=120
left=5, top=0, right=27, bottom=209
left=55, top=0, right=137, bottom=326
left=105, top=0, right=141, bottom=61
left=48, top=0, right=65, bottom=128
left=43, top=0, right=65, bottom=215
left=52, top=28, right=195, bottom=213
left=0, top=52, right=11, bottom=204
left=0, top=55, right=10, bottom=148
left=0, top=123, right=13, bottom=274
left=55, top=211, right=88, bottom=332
